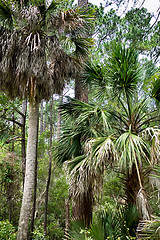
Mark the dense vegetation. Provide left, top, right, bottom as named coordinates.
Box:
left=0, top=0, right=159, bottom=239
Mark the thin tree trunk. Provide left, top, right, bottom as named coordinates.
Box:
left=21, top=100, right=27, bottom=188
left=40, top=100, right=43, bottom=135
left=43, top=102, right=47, bottom=132
left=29, top=117, right=39, bottom=240
left=12, top=109, right=15, bottom=152
left=57, top=94, right=63, bottom=140
left=64, top=197, right=70, bottom=238
left=44, top=97, right=53, bottom=236
left=17, top=99, right=39, bottom=240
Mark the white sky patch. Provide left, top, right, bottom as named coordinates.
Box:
left=88, top=0, right=160, bottom=14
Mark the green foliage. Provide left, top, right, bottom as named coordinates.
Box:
left=152, top=72, right=160, bottom=102
left=0, top=220, right=17, bottom=240
left=0, top=1, right=13, bottom=28
left=67, top=205, right=139, bottom=239
left=32, top=228, right=48, bottom=240
left=123, top=8, right=151, bottom=46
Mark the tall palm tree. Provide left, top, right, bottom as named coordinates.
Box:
left=0, top=1, right=95, bottom=239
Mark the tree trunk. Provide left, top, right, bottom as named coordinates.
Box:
left=29, top=117, right=39, bottom=240
left=12, top=109, right=15, bottom=152
left=20, top=100, right=27, bottom=188
left=57, top=94, right=63, bottom=140
left=78, top=0, right=88, bottom=6
left=40, top=100, right=43, bottom=135
left=75, top=77, right=88, bottom=103
left=17, top=99, right=39, bottom=240
left=73, top=0, right=91, bottom=227
left=126, top=163, right=151, bottom=220
left=64, top=197, right=70, bottom=238
left=43, top=102, right=47, bottom=132
left=44, top=97, right=53, bottom=236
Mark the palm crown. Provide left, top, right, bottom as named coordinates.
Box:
left=0, top=0, right=95, bottom=100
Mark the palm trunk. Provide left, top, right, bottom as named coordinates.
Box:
left=17, top=99, right=39, bottom=240
left=126, top=163, right=151, bottom=220
left=75, top=77, right=88, bottom=103
left=29, top=117, right=39, bottom=240
left=73, top=0, right=91, bottom=226
left=78, top=0, right=88, bottom=6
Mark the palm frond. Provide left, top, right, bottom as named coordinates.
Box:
left=81, top=61, right=111, bottom=100
left=0, top=1, right=13, bottom=29
left=141, top=127, right=160, bottom=165
left=106, top=42, right=142, bottom=100
left=61, top=97, right=110, bottom=131
left=72, top=36, right=94, bottom=60
left=152, top=72, right=160, bottom=102
left=139, top=217, right=160, bottom=238
left=85, top=136, right=117, bottom=171
left=116, top=131, right=150, bottom=173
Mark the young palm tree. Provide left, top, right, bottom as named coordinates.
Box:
left=57, top=43, right=160, bottom=228
left=0, top=1, right=95, bottom=239
left=59, top=97, right=159, bottom=220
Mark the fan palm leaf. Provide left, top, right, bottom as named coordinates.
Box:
left=106, top=42, right=142, bottom=100
left=0, top=1, right=13, bottom=28
left=80, top=42, right=142, bottom=102
left=152, top=72, right=160, bottom=102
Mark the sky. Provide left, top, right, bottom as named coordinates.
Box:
left=88, top=0, right=160, bottom=15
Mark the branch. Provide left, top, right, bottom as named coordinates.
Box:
left=13, top=106, right=25, bottom=118
left=144, top=9, right=160, bottom=37
left=5, top=136, right=21, bottom=144
left=3, top=117, right=23, bottom=127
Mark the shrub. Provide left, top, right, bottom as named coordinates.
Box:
left=0, top=220, right=17, bottom=240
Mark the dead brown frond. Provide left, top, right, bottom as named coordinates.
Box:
left=142, top=127, right=160, bottom=165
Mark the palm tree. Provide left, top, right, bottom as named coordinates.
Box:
left=0, top=1, right=95, bottom=239
left=57, top=43, right=160, bottom=227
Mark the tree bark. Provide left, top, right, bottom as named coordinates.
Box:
left=64, top=197, right=70, bottom=238
left=40, top=100, right=43, bottom=135
left=20, top=100, right=27, bottom=188
left=29, top=117, right=39, bottom=240
left=78, top=0, right=88, bottom=6
left=75, top=77, right=88, bottom=103
left=12, top=109, right=15, bottom=152
left=17, top=99, right=39, bottom=240
left=126, top=163, right=151, bottom=220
